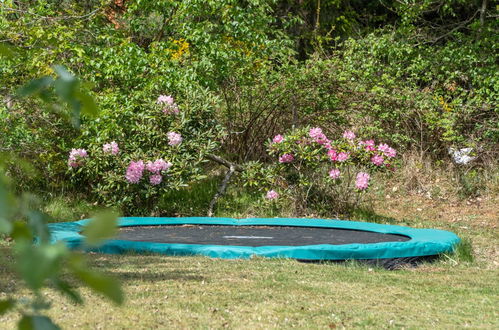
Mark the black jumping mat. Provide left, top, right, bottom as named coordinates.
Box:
left=117, top=225, right=410, bottom=247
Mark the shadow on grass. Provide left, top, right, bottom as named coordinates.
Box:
left=300, top=255, right=441, bottom=271
left=85, top=252, right=207, bottom=282
left=112, top=269, right=206, bottom=282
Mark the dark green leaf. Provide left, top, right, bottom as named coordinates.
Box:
left=52, top=279, right=83, bottom=305
left=10, top=222, right=32, bottom=241
left=75, top=90, right=98, bottom=117
left=27, top=211, right=52, bottom=244
left=30, top=298, right=51, bottom=312
left=15, top=242, right=67, bottom=291
left=53, top=76, right=77, bottom=103
left=81, top=210, right=118, bottom=246
left=0, top=218, right=11, bottom=234
left=68, top=254, right=123, bottom=305
left=17, top=77, right=53, bottom=97
left=18, top=315, right=61, bottom=330
left=0, top=299, right=15, bottom=315
left=52, top=65, right=75, bottom=82
left=70, top=103, right=81, bottom=129
left=0, top=175, right=13, bottom=234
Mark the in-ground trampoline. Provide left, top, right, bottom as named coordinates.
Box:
left=48, top=217, right=460, bottom=268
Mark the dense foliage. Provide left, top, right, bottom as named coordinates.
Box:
left=0, top=1, right=496, bottom=328
left=70, top=89, right=224, bottom=214
left=1, top=0, right=497, bottom=209
left=243, top=127, right=398, bottom=215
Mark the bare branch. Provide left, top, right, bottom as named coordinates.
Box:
left=205, top=154, right=243, bottom=172
left=2, top=7, right=102, bottom=21
left=480, top=0, right=488, bottom=28
left=207, top=165, right=236, bottom=217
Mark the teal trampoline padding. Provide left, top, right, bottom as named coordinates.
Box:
left=47, top=217, right=460, bottom=260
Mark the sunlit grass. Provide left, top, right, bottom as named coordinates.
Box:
left=1, top=247, right=498, bottom=328
left=1, top=186, right=498, bottom=328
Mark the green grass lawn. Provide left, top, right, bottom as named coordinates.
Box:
left=1, top=194, right=498, bottom=329
left=1, top=251, right=498, bottom=329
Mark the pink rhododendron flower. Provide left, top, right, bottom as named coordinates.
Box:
left=279, top=153, right=294, bottom=163
left=337, top=152, right=349, bottom=162
left=266, top=190, right=279, bottom=200
left=378, top=143, right=397, bottom=158
left=163, top=105, right=179, bottom=115
left=309, top=127, right=324, bottom=139
left=355, top=172, right=370, bottom=190
left=157, top=95, right=179, bottom=114
left=125, top=160, right=145, bottom=183
left=157, top=95, right=174, bottom=105
left=272, top=134, right=284, bottom=144
left=328, top=149, right=338, bottom=161
left=149, top=174, right=162, bottom=185
left=309, top=127, right=329, bottom=145
left=68, top=148, right=88, bottom=168
left=329, top=168, right=341, bottom=179
left=315, top=135, right=330, bottom=145
left=343, top=130, right=356, bottom=140
left=371, top=154, right=384, bottom=166
left=359, top=139, right=376, bottom=151
left=167, top=132, right=182, bottom=146
left=363, top=139, right=375, bottom=147
left=102, top=141, right=119, bottom=155
left=384, top=147, right=396, bottom=158
left=146, top=159, right=172, bottom=173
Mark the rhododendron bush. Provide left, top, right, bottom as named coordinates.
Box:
left=243, top=127, right=398, bottom=216
left=68, top=88, right=224, bottom=214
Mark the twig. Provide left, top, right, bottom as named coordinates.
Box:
left=421, top=10, right=480, bottom=45
left=208, top=165, right=235, bottom=217
left=205, top=154, right=243, bottom=172
left=2, top=7, right=102, bottom=21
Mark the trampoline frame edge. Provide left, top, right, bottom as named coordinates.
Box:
left=47, top=217, right=460, bottom=260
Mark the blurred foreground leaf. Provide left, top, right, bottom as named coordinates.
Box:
left=17, top=65, right=99, bottom=129
left=10, top=222, right=32, bottom=241
left=15, top=242, right=67, bottom=291
left=52, top=279, right=84, bottom=305
left=0, top=168, right=14, bottom=233
left=68, top=254, right=124, bottom=305
left=0, top=218, right=11, bottom=234
left=75, top=89, right=98, bottom=117
left=26, top=211, right=52, bottom=244
left=18, top=315, right=60, bottom=330
left=17, top=77, right=54, bottom=97
left=81, top=210, right=118, bottom=246
left=0, top=299, right=15, bottom=315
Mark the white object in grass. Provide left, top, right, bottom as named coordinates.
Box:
left=449, top=147, right=476, bottom=165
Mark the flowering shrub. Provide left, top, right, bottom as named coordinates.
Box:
left=157, top=94, right=180, bottom=115
left=68, top=89, right=224, bottom=214
left=167, top=132, right=183, bottom=146
left=243, top=127, right=398, bottom=216
left=67, top=149, right=88, bottom=168
left=266, top=190, right=279, bottom=200
left=103, top=141, right=119, bottom=155
left=125, top=160, right=145, bottom=184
